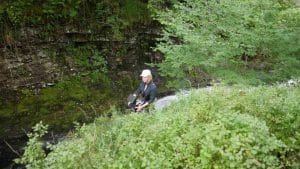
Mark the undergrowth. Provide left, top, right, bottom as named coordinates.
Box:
left=17, top=84, right=300, bottom=168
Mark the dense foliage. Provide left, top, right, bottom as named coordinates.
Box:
left=0, top=0, right=151, bottom=41
left=149, top=0, right=300, bottom=87
left=3, top=1, right=300, bottom=168
left=17, top=84, right=300, bottom=168
left=0, top=0, right=150, bottom=27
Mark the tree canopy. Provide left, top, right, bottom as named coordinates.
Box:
left=149, top=0, right=300, bottom=87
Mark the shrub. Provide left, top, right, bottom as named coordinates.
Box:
left=35, top=84, right=299, bottom=168
left=15, top=121, right=48, bottom=168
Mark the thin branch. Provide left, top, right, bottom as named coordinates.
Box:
left=21, top=127, right=28, bottom=135
left=3, top=140, right=21, bottom=157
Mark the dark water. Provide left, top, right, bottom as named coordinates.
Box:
left=1, top=127, right=73, bottom=169
left=0, top=137, right=26, bottom=169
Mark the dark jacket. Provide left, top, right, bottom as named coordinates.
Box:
left=134, top=80, right=157, bottom=104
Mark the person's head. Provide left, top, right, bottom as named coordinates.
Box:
left=140, top=69, right=152, bottom=84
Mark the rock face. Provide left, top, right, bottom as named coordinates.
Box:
left=0, top=23, right=162, bottom=100
left=0, top=17, right=165, bottom=134
left=0, top=22, right=163, bottom=168
left=0, top=27, right=63, bottom=97
left=0, top=23, right=163, bottom=133
left=0, top=46, right=60, bottom=90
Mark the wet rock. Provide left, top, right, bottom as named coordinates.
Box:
left=154, top=95, right=178, bottom=110
left=154, top=90, right=190, bottom=110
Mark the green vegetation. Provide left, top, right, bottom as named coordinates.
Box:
left=15, top=122, right=49, bottom=168
left=0, top=72, right=117, bottom=137
left=65, top=45, right=107, bottom=72
left=0, top=0, right=151, bottom=134
left=16, top=84, right=300, bottom=168
left=0, top=0, right=151, bottom=40
left=0, top=40, right=140, bottom=136
left=1, top=44, right=103, bottom=136
left=2, top=0, right=299, bottom=168
left=149, top=0, right=300, bottom=87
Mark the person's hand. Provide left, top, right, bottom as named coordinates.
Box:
left=136, top=105, right=143, bottom=112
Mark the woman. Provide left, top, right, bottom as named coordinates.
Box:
left=128, top=69, right=157, bottom=112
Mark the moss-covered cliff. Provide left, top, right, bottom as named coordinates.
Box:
left=0, top=0, right=162, bottom=139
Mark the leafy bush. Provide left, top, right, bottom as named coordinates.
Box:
left=15, top=121, right=48, bottom=168
left=25, top=84, right=299, bottom=168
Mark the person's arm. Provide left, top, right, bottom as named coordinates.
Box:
left=134, top=82, right=143, bottom=96
left=147, top=86, right=157, bottom=104
left=137, top=102, right=149, bottom=111
left=136, top=85, right=157, bottom=111
left=128, top=83, right=142, bottom=106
